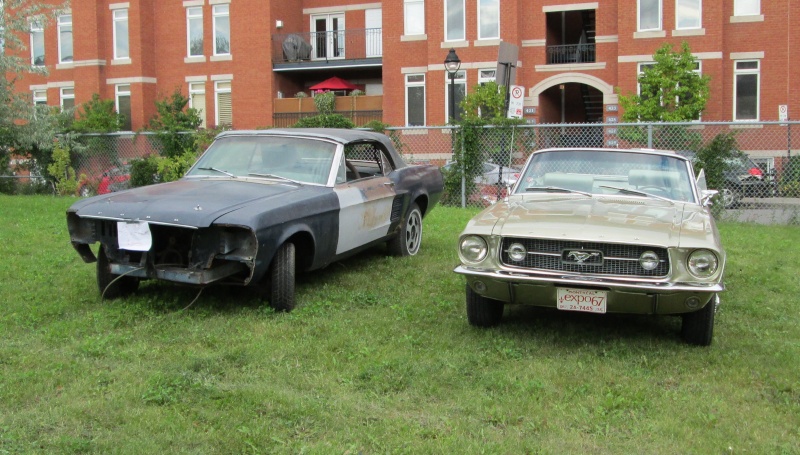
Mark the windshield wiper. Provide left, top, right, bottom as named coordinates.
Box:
left=197, top=167, right=236, bottom=178
left=247, top=173, right=301, bottom=185
left=525, top=186, right=592, bottom=197
left=598, top=185, right=673, bottom=203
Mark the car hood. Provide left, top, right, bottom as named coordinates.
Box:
left=70, top=178, right=318, bottom=228
left=480, top=195, right=717, bottom=248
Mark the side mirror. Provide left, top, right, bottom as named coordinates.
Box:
left=700, top=189, right=718, bottom=207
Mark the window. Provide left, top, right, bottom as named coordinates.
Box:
left=404, top=0, right=424, bottom=35
left=478, top=0, right=499, bottom=40
left=61, top=87, right=75, bottom=110
left=116, top=84, right=132, bottom=130
left=30, top=22, right=45, bottom=66
left=478, top=69, right=496, bottom=85
left=734, top=60, right=759, bottom=121
left=113, top=9, right=129, bottom=59
left=213, top=5, right=230, bottom=55
left=445, top=0, right=465, bottom=41
left=187, top=7, right=203, bottom=57
left=676, top=0, right=701, bottom=29
left=405, top=74, right=425, bottom=126
left=215, top=81, right=232, bottom=127
left=638, top=0, right=662, bottom=31
left=58, top=14, right=73, bottom=63
left=445, top=70, right=466, bottom=122
left=189, top=82, right=206, bottom=128
left=734, top=0, right=759, bottom=16
left=33, top=89, right=47, bottom=106
left=637, top=63, right=656, bottom=97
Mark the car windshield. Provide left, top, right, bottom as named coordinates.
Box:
left=185, top=135, right=337, bottom=185
left=514, top=149, right=696, bottom=203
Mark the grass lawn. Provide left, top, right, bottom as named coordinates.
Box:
left=1, top=195, right=799, bottom=454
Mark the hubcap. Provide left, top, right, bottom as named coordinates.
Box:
left=406, top=210, right=421, bottom=254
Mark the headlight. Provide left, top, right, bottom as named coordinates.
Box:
left=460, top=235, right=488, bottom=263
left=507, top=243, right=527, bottom=262
left=687, top=249, right=719, bottom=278
left=639, top=250, right=660, bottom=271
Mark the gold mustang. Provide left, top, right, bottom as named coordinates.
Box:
left=455, top=148, right=725, bottom=346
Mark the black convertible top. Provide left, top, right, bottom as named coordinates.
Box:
left=216, top=128, right=407, bottom=169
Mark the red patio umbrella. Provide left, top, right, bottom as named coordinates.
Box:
left=309, top=76, right=358, bottom=91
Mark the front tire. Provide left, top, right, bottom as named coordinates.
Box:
left=387, top=203, right=422, bottom=256
left=269, top=242, right=296, bottom=312
left=466, top=284, right=504, bottom=327
left=681, top=294, right=718, bottom=346
left=96, top=245, right=139, bottom=299
left=720, top=188, right=741, bottom=209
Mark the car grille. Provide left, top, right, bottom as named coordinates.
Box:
left=500, top=238, right=669, bottom=278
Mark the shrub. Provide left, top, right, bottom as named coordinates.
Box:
left=313, top=91, right=336, bottom=115
left=293, top=114, right=355, bottom=129
left=47, top=141, right=84, bottom=196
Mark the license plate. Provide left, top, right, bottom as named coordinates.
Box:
left=557, top=288, right=607, bottom=314
left=117, top=221, right=152, bottom=251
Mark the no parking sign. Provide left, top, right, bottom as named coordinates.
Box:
left=507, top=85, right=524, bottom=119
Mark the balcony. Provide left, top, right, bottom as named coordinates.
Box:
left=546, top=43, right=596, bottom=64
left=545, top=9, right=596, bottom=65
left=272, top=28, right=382, bottom=70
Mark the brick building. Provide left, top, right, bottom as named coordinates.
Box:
left=14, top=0, right=800, bottom=131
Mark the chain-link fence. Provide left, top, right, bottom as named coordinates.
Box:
left=4, top=123, right=799, bottom=224
left=385, top=121, right=800, bottom=224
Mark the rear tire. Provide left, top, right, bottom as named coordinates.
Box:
left=269, top=242, right=296, bottom=312
left=96, top=245, right=139, bottom=299
left=466, top=284, right=504, bottom=327
left=681, top=294, right=718, bottom=346
left=387, top=203, right=422, bottom=256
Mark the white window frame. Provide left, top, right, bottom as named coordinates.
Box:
left=477, top=0, right=499, bottom=40
left=215, top=81, right=232, bottom=126
left=60, top=87, right=75, bottom=110
left=404, top=0, right=425, bottom=36
left=33, top=89, right=47, bottom=106
left=675, top=0, right=701, bottom=30
left=733, top=60, right=759, bottom=121
left=115, top=84, right=132, bottom=130
left=405, top=74, right=426, bottom=127
left=445, top=0, right=465, bottom=42
left=637, top=0, right=662, bottom=32
left=30, top=21, right=45, bottom=66
left=444, top=70, right=466, bottom=123
left=113, top=9, right=129, bottom=60
left=213, top=4, right=231, bottom=56
left=58, top=14, right=73, bottom=63
left=478, top=69, right=496, bottom=85
left=186, top=7, right=203, bottom=57
left=734, top=0, right=759, bottom=16
left=189, top=82, right=206, bottom=128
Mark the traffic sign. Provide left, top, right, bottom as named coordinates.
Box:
left=507, top=85, right=524, bottom=119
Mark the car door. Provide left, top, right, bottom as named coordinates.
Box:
left=333, top=143, right=396, bottom=254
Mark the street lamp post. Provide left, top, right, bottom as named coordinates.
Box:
left=444, top=48, right=461, bottom=124
left=444, top=48, right=462, bottom=205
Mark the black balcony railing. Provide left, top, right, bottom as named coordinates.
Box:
left=273, top=28, right=382, bottom=64
left=547, top=43, right=596, bottom=64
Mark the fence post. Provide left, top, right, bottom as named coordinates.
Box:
left=460, top=126, right=466, bottom=208
left=647, top=123, right=654, bottom=148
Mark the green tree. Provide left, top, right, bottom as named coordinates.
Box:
left=70, top=93, right=124, bottom=133
left=147, top=88, right=203, bottom=158
left=0, top=0, right=67, bottom=186
left=619, top=42, right=709, bottom=122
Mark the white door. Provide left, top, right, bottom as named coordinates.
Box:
left=312, top=14, right=345, bottom=60
left=365, top=8, right=382, bottom=58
